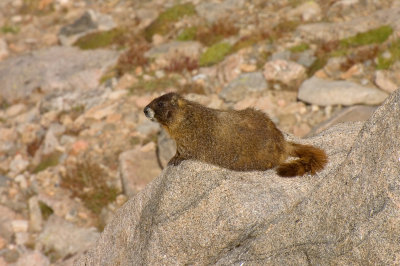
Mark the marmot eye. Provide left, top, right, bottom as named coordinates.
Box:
left=157, top=102, right=164, bottom=108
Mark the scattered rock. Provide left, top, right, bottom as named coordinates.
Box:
left=0, top=39, right=8, bottom=61
left=308, top=105, right=377, bottom=136
left=298, top=77, right=388, bottom=106
left=0, top=205, right=18, bottom=242
left=297, top=7, right=400, bottom=41
left=59, top=9, right=116, bottom=46
left=9, top=155, right=29, bottom=176
left=11, top=220, right=28, bottom=233
left=144, top=41, right=202, bottom=68
left=219, top=72, right=268, bottom=102
left=28, top=196, right=43, bottom=232
left=15, top=251, right=50, bottom=266
left=0, top=46, right=119, bottom=102
left=263, top=59, right=306, bottom=86
left=38, top=215, right=99, bottom=259
left=196, top=0, right=245, bottom=22
left=374, top=70, right=399, bottom=93
left=118, top=142, right=161, bottom=197
left=287, top=1, right=322, bottom=22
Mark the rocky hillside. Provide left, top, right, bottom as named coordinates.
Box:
left=0, top=0, right=399, bottom=265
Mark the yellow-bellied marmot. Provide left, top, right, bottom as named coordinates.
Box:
left=144, top=93, right=327, bottom=177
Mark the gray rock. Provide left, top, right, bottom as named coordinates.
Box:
left=38, top=215, right=99, bottom=259
left=157, top=129, right=176, bottom=169
left=263, top=59, right=306, bottom=86
left=287, top=1, right=322, bottom=21
left=374, top=70, right=399, bottom=94
left=118, top=143, right=161, bottom=197
left=28, top=196, right=43, bottom=232
left=16, top=250, right=50, bottom=266
left=270, top=50, right=291, bottom=61
left=144, top=41, right=202, bottom=67
left=76, top=89, right=400, bottom=265
left=307, top=105, right=377, bottom=137
left=0, top=46, right=119, bottom=102
left=298, top=77, right=388, bottom=106
left=59, top=9, right=116, bottom=46
left=219, top=72, right=268, bottom=102
left=0, top=205, right=18, bottom=242
left=295, top=50, right=317, bottom=68
left=196, top=0, right=245, bottom=23
left=297, top=7, right=400, bottom=42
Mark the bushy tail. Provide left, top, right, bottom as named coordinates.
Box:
left=276, top=142, right=328, bottom=177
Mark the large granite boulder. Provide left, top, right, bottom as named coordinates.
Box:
left=77, top=89, right=400, bottom=265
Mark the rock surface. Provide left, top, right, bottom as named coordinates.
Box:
left=76, top=89, right=400, bottom=265
left=0, top=46, right=119, bottom=102
left=298, top=77, right=388, bottom=106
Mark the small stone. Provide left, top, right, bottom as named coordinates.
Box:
left=263, top=59, right=306, bottom=86
left=15, top=250, right=50, bottom=266
left=14, top=232, right=29, bottom=245
left=29, top=196, right=43, bottom=232
left=136, top=120, right=160, bottom=136
left=308, top=105, right=377, bottom=136
left=119, top=142, right=161, bottom=197
left=220, top=72, right=268, bottom=102
left=145, top=41, right=203, bottom=68
left=38, top=215, right=99, bottom=258
left=293, top=123, right=311, bottom=137
left=340, top=64, right=363, bottom=80
left=287, top=1, right=322, bottom=21
left=217, top=53, right=244, bottom=85
left=375, top=70, right=399, bottom=93
left=70, top=140, right=89, bottom=155
left=0, top=39, right=9, bottom=61
left=157, top=129, right=177, bottom=169
left=115, top=194, right=128, bottom=207
left=9, top=155, right=29, bottom=176
left=298, top=77, right=388, bottom=106
left=240, top=64, right=257, bottom=72
left=0, top=236, right=6, bottom=249
left=42, top=128, right=60, bottom=155
left=59, top=9, right=116, bottom=46
left=11, top=220, right=28, bottom=233
left=115, top=74, right=137, bottom=91
left=5, top=103, right=26, bottom=118
left=14, top=175, right=27, bottom=190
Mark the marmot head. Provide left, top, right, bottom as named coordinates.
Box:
left=144, top=92, right=184, bottom=126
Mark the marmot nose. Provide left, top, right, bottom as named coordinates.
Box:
left=144, top=106, right=155, bottom=119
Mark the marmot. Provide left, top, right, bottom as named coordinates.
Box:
left=144, top=93, right=327, bottom=177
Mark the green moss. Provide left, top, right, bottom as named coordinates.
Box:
left=376, top=39, right=400, bottom=69
left=38, top=201, right=54, bottom=220
left=199, top=42, right=232, bottom=67
left=289, top=43, right=310, bottom=53
left=177, top=26, right=197, bottom=41
left=129, top=76, right=180, bottom=93
left=340, top=25, right=393, bottom=48
left=307, top=56, right=327, bottom=77
left=32, top=152, right=61, bottom=174
left=61, top=161, right=118, bottom=215
left=74, top=29, right=124, bottom=50
left=145, top=3, right=196, bottom=41
left=1, top=24, right=20, bottom=34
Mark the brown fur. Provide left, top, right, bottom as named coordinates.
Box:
left=144, top=93, right=328, bottom=177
